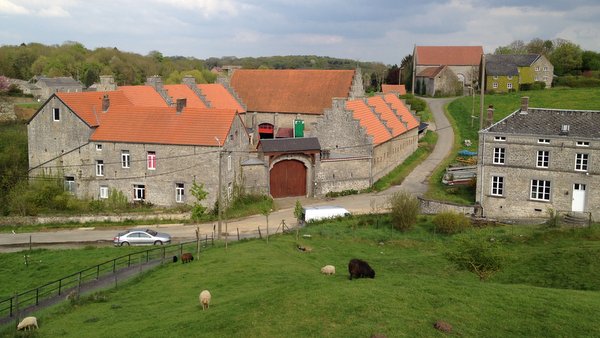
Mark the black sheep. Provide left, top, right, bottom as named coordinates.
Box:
left=348, top=258, right=375, bottom=280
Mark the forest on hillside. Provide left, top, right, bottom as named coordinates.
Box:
left=0, top=41, right=400, bottom=92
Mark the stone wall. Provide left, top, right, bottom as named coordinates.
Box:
left=372, top=128, right=419, bottom=181
left=418, top=197, right=478, bottom=215
left=316, top=157, right=371, bottom=195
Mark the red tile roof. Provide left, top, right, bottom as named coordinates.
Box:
left=56, top=91, right=132, bottom=127
left=163, top=84, right=208, bottom=108
left=417, top=66, right=446, bottom=78
left=381, top=84, right=406, bottom=95
left=90, top=106, right=238, bottom=146
left=118, top=86, right=170, bottom=107
left=416, top=46, right=483, bottom=66
left=382, top=94, right=419, bottom=130
left=367, top=96, right=407, bottom=137
left=346, top=99, right=392, bottom=145
left=230, top=69, right=355, bottom=114
left=198, top=84, right=246, bottom=112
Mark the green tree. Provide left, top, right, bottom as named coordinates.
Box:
left=388, top=191, right=420, bottom=231
left=550, top=39, right=583, bottom=76
left=190, top=181, right=209, bottom=222
left=582, top=51, right=600, bottom=71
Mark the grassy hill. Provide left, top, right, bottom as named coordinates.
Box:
left=2, top=215, right=600, bottom=337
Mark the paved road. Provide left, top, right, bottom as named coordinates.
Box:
left=0, top=97, right=456, bottom=251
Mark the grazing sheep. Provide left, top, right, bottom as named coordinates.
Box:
left=348, top=258, right=375, bottom=280
left=320, top=265, right=336, bottom=275
left=172, top=255, right=178, bottom=263
left=181, top=253, right=193, bottom=263
left=199, top=290, right=211, bottom=310
left=17, top=316, right=38, bottom=331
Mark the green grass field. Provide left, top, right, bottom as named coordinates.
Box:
left=3, top=215, right=600, bottom=337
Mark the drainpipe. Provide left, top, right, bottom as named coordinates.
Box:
left=478, top=131, right=486, bottom=217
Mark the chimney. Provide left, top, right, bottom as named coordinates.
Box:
left=98, top=75, right=116, bottom=91
left=182, top=75, right=196, bottom=87
left=102, top=94, right=110, bottom=112
left=176, top=98, right=187, bottom=114
left=520, top=96, right=529, bottom=114
left=486, top=104, right=494, bottom=128
left=146, top=75, right=173, bottom=106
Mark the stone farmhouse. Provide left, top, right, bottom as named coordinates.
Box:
left=485, top=54, right=554, bottom=93
left=413, top=46, right=483, bottom=96
left=29, top=76, right=84, bottom=100
left=28, top=70, right=419, bottom=206
left=476, top=97, right=600, bottom=221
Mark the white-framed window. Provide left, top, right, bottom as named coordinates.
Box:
left=538, top=139, right=550, bottom=144
left=535, top=76, right=539, bottom=81
left=147, top=151, right=156, bottom=170
left=227, top=182, right=232, bottom=199
left=99, top=186, right=109, bottom=199
left=507, top=76, right=513, bottom=80
left=227, top=155, right=232, bottom=171
left=535, top=66, right=540, bottom=71
left=64, top=176, right=75, bottom=193
left=530, top=179, right=551, bottom=201
left=575, top=153, right=589, bottom=172
left=133, top=184, right=146, bottom=201
left=96, top=144, right=103, bottom=151
left=53, top=108, right=60, bottom=121
left=176, top=183, right=185, bottom=203
left=507, top=83, right=513, bottom=89
left=543, top=66, right=548, bottom=71
left=543, top=76, right=548, bottom=82
left=121, top=150, right=130, bottom=168
left=494, top=136, right=506, bottom=142
left=491, top=176, right=504, bottom=196
left=96, top=160, right=104, bottom=176
left=537, top=150, right=549, bottom=168
left=576, top=141, right=590, bottom=147
left=493, top=147, right=505, bottom=164
left=493, top=82, right=498, bottom=89
left=493, top=76, right=498, bottom=80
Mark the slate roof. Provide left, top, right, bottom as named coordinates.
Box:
left=486, top=108, right=600, bottom=138
left=259, top=137, right=321, bottom=153
left=416, top=46, right=483, bottom=66
left=229, top=69, right=355, bottom=114
left=36, top=77, right=83, bottom=87
left=381, top=84, right=406, bottom=95
left=485, top=54, right=541, bottom=76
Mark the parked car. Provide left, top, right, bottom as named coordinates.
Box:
left=113, top=229, right=171, bottom=246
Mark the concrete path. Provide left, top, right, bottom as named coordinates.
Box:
left=0, top=97, right=458, bottom=250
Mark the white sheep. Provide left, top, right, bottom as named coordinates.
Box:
left=17, top=316, right=38, bottom=331
left=199, top=290, right=211, bottom=310
left=320, top=265, right=336, bottom=275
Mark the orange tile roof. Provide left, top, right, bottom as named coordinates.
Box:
left=118, top=86, right=170, bottom=107
left=90, top=106, right=238, bottom=146
left=381, top=84, right=406, bottom=95
left=346, top=99, right=392, bottom=145
left=417, top=66, right=446, bottom=78
left=56, top=91, right=132, bottom=127
left=416, top=46, right=483, bottom=66
left=367, top=96, right=407, bottom=137
left=230, top=69, right=355, bottom=114
left=163, top=84, right=208, bottom=108
left=382, top=94, right=419, bottom=130
left=198, top=84, right=246, bottom=112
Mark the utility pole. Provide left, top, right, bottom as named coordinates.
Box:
left=215, top=137, right=222, bottom=239
left=479, top=54, right=486, bottom=130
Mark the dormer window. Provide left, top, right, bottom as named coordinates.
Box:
left=494, top=136, right=506, bottom=142
left=576, top=141, right=590, bottom=147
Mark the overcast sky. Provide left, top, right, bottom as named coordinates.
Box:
left=1, top=0, right=599, bottom=65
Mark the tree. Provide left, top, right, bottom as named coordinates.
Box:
left=384, top=64, right=400, bottom=84
left=582, top=51, right=600, bottom=71
left=388, top=191, right=420, bottom=231
left=190, top=181, right=209, bottom=222
left=526, top=38, right=554, bottom=55
left=400, top=54, right=413, bottom=91
left=550, top=40, right=583, bottom=75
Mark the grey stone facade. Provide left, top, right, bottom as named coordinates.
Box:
left=477, top=102, right=600, bottom=221
left=530, top=55, right=554, bottom=88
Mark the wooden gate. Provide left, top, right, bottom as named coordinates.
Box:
left=270, top=160, right=307, bottom=198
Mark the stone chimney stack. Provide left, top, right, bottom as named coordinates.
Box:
left=98, top=75, right=117, bottom=92
left=176, top=98, right=187, bottom=114
left=486, top=105, right=494, bottom=128
left=182, top=75, right=196, bottom=87
left=146, top=75, right=173, bottom=106
left=102, top=94, right=110, bottom=112
left=520, top=96, right=529, bottom=114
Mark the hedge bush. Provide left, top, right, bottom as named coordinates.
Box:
left=433, top=211, right=471, bottom=234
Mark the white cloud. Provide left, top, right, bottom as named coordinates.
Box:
left=38, top=5, right=70, bottom=17
left=0, top=0, right=30, bottom=14
left=293, top=34, right=344, bottom=45
left=154, top=0, right=243, bottom=18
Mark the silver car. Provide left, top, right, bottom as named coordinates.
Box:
left=113, top=229, right=171, bottom=246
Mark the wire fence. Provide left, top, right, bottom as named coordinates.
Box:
left=0, top=236, right=213, bottom=324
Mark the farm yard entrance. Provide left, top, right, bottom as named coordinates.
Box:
left=270, top=160, right=307, bottom=198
